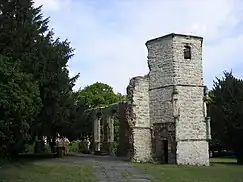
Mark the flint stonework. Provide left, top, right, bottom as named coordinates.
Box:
left=87, top=33, right=210, bottom=166
left=128, top=33, right=210, bottom=166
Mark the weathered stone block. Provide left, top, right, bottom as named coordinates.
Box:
left=177, top=140, right=210, bottom=166
left=133, top=128, right=152, bottom=162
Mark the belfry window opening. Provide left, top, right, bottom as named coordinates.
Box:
left=184, top=45, right=191, bottom=59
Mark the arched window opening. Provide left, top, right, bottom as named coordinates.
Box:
left=184, top=45, right=191, bottom=59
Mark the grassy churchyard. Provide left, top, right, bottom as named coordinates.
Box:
left=135, top=158, right=243, bottom=182
left=0, top=162, right=96, bottom=182
left=0, top=156, right=242, bottom=182
left=0, top=155, right=96, bottom=182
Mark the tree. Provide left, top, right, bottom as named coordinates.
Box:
left=76, top=82, right=126, bottom=109
left=0, top=55, right=41, bottom=157
left=37, top=37, right=79, bottom=152
left=53, top=91, right=80, bottom=141
left=0, top=0, right=79, bottom=153
left=209, top=71, right=243, bottom=164
left=0, top=0, right=49, bottom=78
left=75, top=82, right=126, bottom=139
left=208, top=90, right=224, bottom=155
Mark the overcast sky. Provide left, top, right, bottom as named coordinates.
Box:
left=34, top=0, right=243, bottom=94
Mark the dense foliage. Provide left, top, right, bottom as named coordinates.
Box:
left=76, top=82, right=126, bottom=109
left=0, top=0, right=79, bottom=156
left=74, top=82, right=126, bottom=140
left=0, top=56, right=41, bottom=156
left=209, top=71, right=243, bottom=164
left=1, top=0, right=243, bottom=163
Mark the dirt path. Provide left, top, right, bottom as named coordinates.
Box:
left=58, top=154, right=152, bottom=182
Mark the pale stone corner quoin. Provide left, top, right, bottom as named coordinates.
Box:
left=88, top=33, right=211, bottom=166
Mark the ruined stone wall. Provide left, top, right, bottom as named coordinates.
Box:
left=85, top=102, right=130, bottom=155
left=127, top=76, right=152, bottom=162
left=116, top=102, right=130, bottom=157
left=175, top=85, right=209, bottom=165
left=144, top=33, right=210, bottom=166
left=147, top=36, right=174, bottom=89
left=146, top=37, right=176, bottom=163
left=87, top=33, right=210, bottom=166
left=172, top=35, right=209, bottom=166
left=172, top=36, right=203, bottom=85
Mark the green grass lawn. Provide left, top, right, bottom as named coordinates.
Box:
left=135, top=158, right=243, bottom=182
left=1, top=156, right=243, bottom=182
left=0, top=158, right=96, bottom=182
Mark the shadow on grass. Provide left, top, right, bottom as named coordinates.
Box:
left=210, top=157, right=242, bottom=166
left=211, top=162, right=243, bottom=166
left=16, top=153, right=57, bottom=161
left=2, top=152, right=131, bottom=169
left=68, top=152, right=131, bottom=162
left=1, top=153, right=59, bottom=168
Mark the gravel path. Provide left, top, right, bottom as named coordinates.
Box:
left=58, top=154, right=152, bottom=182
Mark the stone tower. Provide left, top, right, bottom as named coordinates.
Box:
left=146, top=33, right=211, bottom=166
left=90, top=33, right=211, bottom=166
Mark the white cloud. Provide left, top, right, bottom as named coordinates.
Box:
left=34, top=0, right=70, bottom=11
left=34, top=0, right=60, bottom=10
left=34, top=0, right=243, bottom=93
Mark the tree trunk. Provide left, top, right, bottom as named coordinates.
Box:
left=235, top=149, right=243, bottom=164
left=47, top=136, right=56, bottom=153
left=237, top=155, right=243, bottom=164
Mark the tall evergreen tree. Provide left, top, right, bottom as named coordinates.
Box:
left=0, top=0, right=79, bottom=154
left=0, top=55, right=41, bottom=156
left=210, top=71, right=243, bottom=164
left=38, top=37, right=79, bottom=152
left=0, top=0, right=49, bottom=77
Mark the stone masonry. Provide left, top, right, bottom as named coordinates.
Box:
left=90, top=33, right=211, bottom=166
left=128, top=33, right=211, bottom=166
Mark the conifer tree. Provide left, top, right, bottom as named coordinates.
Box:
left=0, top=55, right=41, bottom=156
left=0, top=0, right=79, bottom=154
left=210, top=71, right=243, bottom=164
